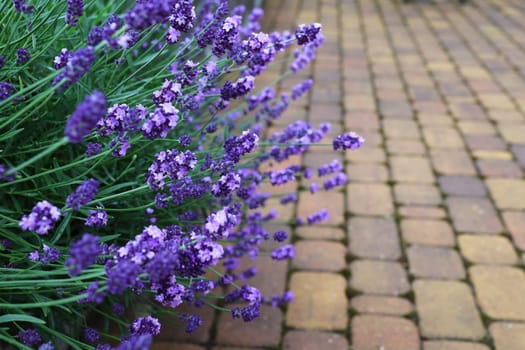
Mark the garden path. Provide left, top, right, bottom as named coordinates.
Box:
left=154, top=0, right=525, bottom=349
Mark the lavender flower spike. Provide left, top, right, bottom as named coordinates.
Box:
left=332, top=132, right=365, bottom=151
left=65, top=90, right=107, bottom=143
left=19, top=200, right=61, bottom=235
left=66, top=0, right=84, bottom=26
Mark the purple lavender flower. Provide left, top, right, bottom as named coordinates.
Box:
left=65, top=90, right=107, bottom=143
left=295, top=23, right=322, bottom=45
left=19, top=200, right=61, bottom=235
left=115, top=334, right=152, bottom=350
left=318, top=159, right=343, bottom=177
left=180, top=314, right=202, bottom=333
left=145, top=149, right=197, bottom=190
left=85, top=208, right=108, bottom=228
left=87, top=26, right=104, bottom=46
left=30, top=244, right=60, bottom=265
left=310, top=183, right=318, bottom=194
left=269, top=290, right=294, bottom=307
left=273, top=231, right=288, bottom=242
left=141, top=103, right=179, bottom=139
left=323, top=173, right=348, bottom=190
left=86, top=142, right=102, bottom=157
left=240, top=303, right=260, bottom=322
left=112, top=303, right=125, bottom=315
left=16, top=48, right=30, bottom=64
left=223, top=130, right=259, bottom=163
left=130, top=316, right=161, bottom=336
left=204, top=205, right=241, bottom=239
left=66, top=178, right=100, bottom=210
left=18, top=328, right=42, bottom=347
left=220, top=76, right=255, bottom=101
left=152, top=80, right=181, bottom=105
left=106, top=260, right=143, bottom=295
left=212, top=16, right=242, bottom=57
left=53, top=48, right=73, bottom=70
left=291, top=79, right=313, bottom=100
left=0, top=56, right=5, bottom=69
left=211, top=173, right=241, bottom=197
left=306, top=209, right=329, bottom=225
left=280, top=193, right=297, bottom=205
left=52, top=46, right=95, bottom=92
left=13, top=0, right=33, bottom=14
left=332, top=132, right=365, bottom=151
left=271, top=244, right=295, bottom=260
left=0, top=82, right=14, bottom=102
left=79, top=281, right=105, bottom=304
left=0, top=163, right=16, bottom=181
left=66, top=0, right=84, bottom=26
left=38, top=341, right=54, bottom=350
left=65, top=233, right=102, bottom=276
left=124, top=0, right=174, bottom=30
left=169, top=0, right=195, bottom=32
left=84, top=328, right=99, bottom=343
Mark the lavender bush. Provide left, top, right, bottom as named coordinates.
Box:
left=0, top=0, right=364, bottom=349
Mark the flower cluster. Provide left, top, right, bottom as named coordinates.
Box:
left=19, top=201, right=61, bottom=235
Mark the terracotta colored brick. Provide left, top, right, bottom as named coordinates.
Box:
left=350, top=260, right=410, bottom=296
left=502, top=211, right=525, bottom=251
left=423, top=341, right=490, bottom=350
left=295, top=226, right=344, bottom=240
left=346, top=146, right=386, bottom=163
left=510, top=144, right=525, bottom=167
left=351, top=295, right=413, bottom=316
left=297, top=191, right=344, bottom=226
left=470, top=265, right=525, bottom=321
left=348, top=217, right=401, bottom=260
left=431, top=150, right=476, bottom=176
left=465, top=134, right=506, bottom=150
left=457, top=121, right=497, bottom=135
left=477, top=159, right=523, bottom=178
left=407, top=246, right=465, bottom=279
left=414, top=280, right=485, bottom=340
left=386, top=139, right=426, bottom=155
left=286, top=272, right=347, bottom=330
left=347, top=183, right=394, bottom=216
left=399, top=206, right=447, bottom=219
left=390, top=156, right=435, bottom=183
left=423, top=126, right=464, bottom=148
left=490, top=322, right=525, bottom=350
left=447, top=197, right=503, bottom=234
left=401, top=219, right=455, bottom=246
left=153, top=344, right=205, bottom=350
left=498, top=123, right=525, bottom=144
left=394, top=184, right=441, bottom=205
left=472, top=150, right=513, bottom=160
left=282, top=331, right=348, bottom=350
left=383, top=119, right=420, bottom=139
left=486, top=178, right=525, bottom=210
left=216, top=306, right=282, bottom=347
left=351, top=315, right=420, bottom=350
left=458, top=235, right=518, bottom=265
left=346, top=163, right=388, bottom=182
left=292, top=240, right=346, bottom=271
left=438, top=176, right=487, bottom=197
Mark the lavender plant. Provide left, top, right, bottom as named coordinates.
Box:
left=0, top=0, right=364, bottom=349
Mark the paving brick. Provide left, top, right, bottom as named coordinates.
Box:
left=297, top=191, right=344, bottom=226
left=458, top=235, right=518, bottom=265
left=302, top=152, right=344, bottom=170
left=241, top=256, right=288, bottom=297
left=417, top=113, right=454, bottom=126
left=470, top=265, right=525, bottom=321
left=477, top=159, right=523, bottom=178
left=383, top=119, right=421, bottom=139
left=431, top=150, right=477, bottom=176
left=465, top=134, right=506, bottom=151
left=386, top=139, right=426, bottom=155
left=212, top=347, right=263, bottom=350
left=486, top=178, right=525, bottom=210
left=346, top=163, right=388, bottom=182
left=414, top=280, right=485, bottom=340
left=407, top=246, right=465, bottom=279
left=153, top=344, right=205, bottom=350
left=510, top=144, right=525, bottom=168
left=447, top=197, right=503, bottom=234
left=351, top=295, right=413, bottom=316
left=292, top=240, right=346, bottom=271
left=345, top=147, right=386, bottom=163
left=351, top=315, right=420, bottom=350
left=401, top=219, right=455, bottom=246
left=498, top=123, right=525, bottom=144
left=394, top=184, right=441, bottom=205
left=282, top=331, right=348, bottom=350
left=490, top=322, right=525, bottom=350
left=502, top=211, right=525, bottom=251
left=348, top=217, right=401, bottom=259
left=347, top=183, right=394, bottom=216
left=295, top=226, right=344, bottom=240
left=472, top=150, right=513, bottom=160
left=449, top=101, right=487, bottom=120
left=423, top=126, right=464, bottom=148
left=423, top=341, right=490, bottom=350
left=216, top=306, right=282, bottom=347
left=350, top=260, right=410, bottom=296
left=344, top=111, right=380, bottom=131
left=457, top=121, right=497, bottom=135
left=438, top=176, right=487, bottom=197
left=286, top=272, right=347, bottom=330
left=399, top=206, right=447, bottom=219
left=390, top=156, right=435, bottom=183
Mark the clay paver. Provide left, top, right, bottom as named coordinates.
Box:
left=470, top=265, right=525, bottom=321
left=447, top=196, right=503, bottom=234
left=438, top=176, right=487, bottom=197
left=282, top=331, right=348, bottom=350
left=414, top=280, right=485, bottom=340
left=348, top=217, right=401, bottom=259
left=350, top=260, right=410, bottom=295
left=485, top=178, right=525, bottom=210
left=351, top=295, right=413, bottom=316
left=423, top=341, right=490, bottom=350
left=490, top=322, right=525, bottom=350
left=292, top=240, right=347, bottom=271
left=407, top=246, right=466, bottom=279
left=401, top=219, right=456, bottom=246
left=458, top=235, right=518, bottom=265
left=352, top=315, right=420, bottom=350
left=347, top=183, right=394, bottom=216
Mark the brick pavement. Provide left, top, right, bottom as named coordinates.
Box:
left=153, top=0, right=525, bottom=349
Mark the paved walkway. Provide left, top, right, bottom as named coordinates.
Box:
left=153, top=0, right=525, bottom=349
